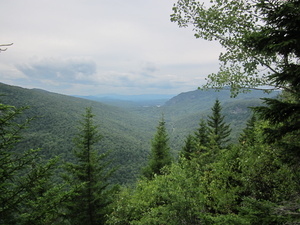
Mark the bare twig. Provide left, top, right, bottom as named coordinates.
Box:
left=0, top=43, right=13, bottom=52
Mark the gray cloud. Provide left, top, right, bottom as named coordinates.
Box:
left=17, top=58, right=97, bottom=85
left=10, top=58, right=218, bottom=95
left=141, top=62, right=158, bottom=74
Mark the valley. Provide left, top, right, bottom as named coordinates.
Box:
left=0, top=82, right=278, bottom=184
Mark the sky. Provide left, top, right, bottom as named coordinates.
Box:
left=0, top=0, right=222, bottom=96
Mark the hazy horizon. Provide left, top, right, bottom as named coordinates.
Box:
left=0, top=0, right=221, bottom=96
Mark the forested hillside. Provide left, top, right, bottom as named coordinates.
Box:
left=80, top=88, right=278, bottom=151
left=0, top=82, right=154, bottom=184
left=160, top=89, right=278, bottom=148
left=0, top=82, right=278, bottom=183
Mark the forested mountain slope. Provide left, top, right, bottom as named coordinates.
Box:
left=0, top=82, right=154, bottom=184
left=159, top=89, right=278, bottom=150
left=163, top=88, right=278, bottom=118
left=0, top=82, right=278, bottom=183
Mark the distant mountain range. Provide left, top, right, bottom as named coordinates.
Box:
left=74, top=88, right=278, bottom=108
left=73, top=94, right=175, bottom=107
left=0, top=82, right=280, bottom=184
left=74, top=94, right=175, bottom=101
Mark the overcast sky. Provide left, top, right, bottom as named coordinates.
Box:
left=0, top=0, right=221, bottom=96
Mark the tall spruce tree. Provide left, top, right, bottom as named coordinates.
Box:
left=64, top=107, right=116, bottom=225
left=207, top=99, right=231, bottom=148
left=142, top=115, right=172, bottom=179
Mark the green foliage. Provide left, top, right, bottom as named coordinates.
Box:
left=171, top=0, right=298, bottom=96
left=108, top=163, right=205, bottom=225
left=142, top=116, right=173, bottom=179
left=0, top=102, right=69, bottom=224
left=108, top=116, right=299, bottom=224
left=0, top=83, right=278, bottom=184
left=171, top=0, right=300, bottom=162
left=194, top=118, right=210, bottom=148
left=0, top=83, right=154, bottom=184
left=207, top=99, right=231, bottom=148
left=17, top=157, right=71, bottom=225
left=171, top=0, right=268, bottom=95
left=0, top=89, right=298, bottom=224
left=2, top=2, right=300, bottom=220
left=244, top=0, right=300, bottom=162
left=239, top=198, right=287, bottom=225
left=170, top=2, right=300, bottom=221
left=181, top=99, right=231, bottom=162
left=239, top=114, right=257, bottom=145
left=63, top=107, right=117, bottom=225
left=180, top=133, right=198, bottom=160
left=253, top=92, right=300, bottom=165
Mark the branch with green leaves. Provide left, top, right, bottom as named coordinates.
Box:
left=171, top=0, right=296, bottom=96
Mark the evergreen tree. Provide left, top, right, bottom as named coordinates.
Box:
left=181, top=118, right=209, bottom=161
left=180, top=134, right=197, bottom=160
left=64, top=107, right=116, bottom=225
left=194, top=118, right=210, bottom=149
left=207, top=99, right=231, bottom=148
left=17, top=157, right=70, bottom=225
left=239, top=114, right=257, bottom=146
left=0, top=102, right=68, bottom=224
left=142, top=115, right=172, bottom=179
left=245, top=0, right=300, bottom=159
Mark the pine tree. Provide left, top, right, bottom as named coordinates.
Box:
left=207, top=99, right=231, bottom=148
left=194, top=118, right=210, bottom=149
left=142, top=115, right=172, bottom=179
left=64, top=107, right=116, bottom=225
